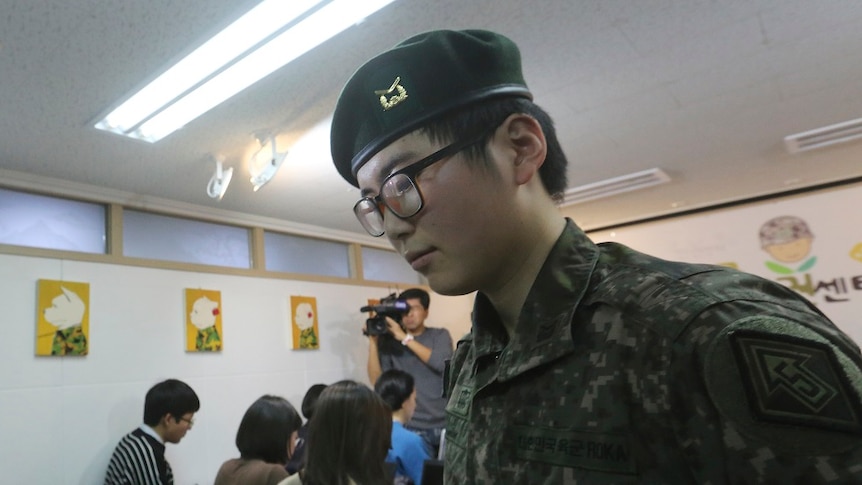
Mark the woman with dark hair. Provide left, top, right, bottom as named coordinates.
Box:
left=286, top=383, right=327, bottom=474
left=375, top=370, right=431, bottom=484
left=279, top=380, right=392, bottom=485
left=215, top=395, right=302, bottom=485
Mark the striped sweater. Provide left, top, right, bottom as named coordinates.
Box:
left=104, top=427, right=173, bottom=485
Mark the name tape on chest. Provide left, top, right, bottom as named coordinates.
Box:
left=513, top=426, right=636, bottom=475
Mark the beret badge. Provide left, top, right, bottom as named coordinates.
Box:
left=375, top=76, right=409, bottom=111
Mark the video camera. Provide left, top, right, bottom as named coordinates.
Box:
left=360, top=293, right=409, bottom=336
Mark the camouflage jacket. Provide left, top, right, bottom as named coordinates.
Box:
left=196, top=326, right=222, bottom=352
left=52, top=325, right=88, bottom=355
left=444, top=220, right=862, bottom=484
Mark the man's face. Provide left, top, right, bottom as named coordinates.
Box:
left=356, top=128, right=518, bottom=296
left=163, top=412, right=194, bottom=444
left=401, top=298, right=428, bottom=332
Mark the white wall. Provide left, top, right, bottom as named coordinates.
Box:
left=0, top=253, right=474, bottom=484
left=588, top=182, right=862, bottom=345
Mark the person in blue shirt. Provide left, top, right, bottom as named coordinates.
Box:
left=375, top=370, right=432, bottom=484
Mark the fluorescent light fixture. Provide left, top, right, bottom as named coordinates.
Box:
left=206, top=157, right=233, bottom=200
left=559, top=168, right=671, bottom=207
left=784, top=116, right=862, bottom=153
left=250, top=137, right=287, bottom=192
left=95, top=0, right=396, bottom=142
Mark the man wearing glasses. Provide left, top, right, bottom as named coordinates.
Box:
left=105, top=379, right=199, bottom=485
left=329, top=29, right=862, bottom=483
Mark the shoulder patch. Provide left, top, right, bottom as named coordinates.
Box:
left=704, top=317, right=862, bottom=455
left=729, top=329, right=862, bottom=434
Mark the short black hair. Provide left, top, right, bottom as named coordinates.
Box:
left=143, top=379, right=200, bottom=426
left=374, top=369, right=415, bottom=412
left=236, top=395, right=302, bottom=464
left=421, top=97, right=568, bottom=200
left=301, top=384, right=327, bottom=420
left=399, top=288, right=430, bottom=310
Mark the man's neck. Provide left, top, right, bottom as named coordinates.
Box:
left=410, top=324, right=426, bottom=336
left=141, top=423, right=166, bottom=444
left=486, top=212, right=566, bottom=337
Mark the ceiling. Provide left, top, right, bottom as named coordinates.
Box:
left=2, top=0, right=862, bottom=241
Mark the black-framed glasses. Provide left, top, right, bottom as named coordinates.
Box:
left=353, top=129, right=490, bottom=237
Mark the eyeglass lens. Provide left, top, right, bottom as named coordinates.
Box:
left=381, top=174, right=422, bottom=217
left=355, top=199, right=385, bottom=236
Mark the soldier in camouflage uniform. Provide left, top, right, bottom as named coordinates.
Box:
left=329, top=29, right=862, bottom=483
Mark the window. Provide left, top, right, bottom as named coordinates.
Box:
left=264, top=231, right=350, bottom=278
left=0, top=188, right=105, bottom=253
left=123, top=210, right=250, bottom=268
left=361, top=246, right=423, bottom=284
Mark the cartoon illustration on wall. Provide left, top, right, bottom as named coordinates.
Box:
left=36, top=279, right=90, bottom=356
left=291, top=295, right=319, bottom=350
left=758, top=216, right=861, bottom=303
left=759, top=215, right=817, bottom=274
left=185, top=289, right=223, bottom=352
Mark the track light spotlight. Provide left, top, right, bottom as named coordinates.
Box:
left=249, top=136, right=287, bottom=192
left=207, top=156, right=233, bottom=200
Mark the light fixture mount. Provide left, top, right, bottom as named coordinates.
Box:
left=249, top=136, right=287, bottom=192
left=207, top=156, right=233, bottom=200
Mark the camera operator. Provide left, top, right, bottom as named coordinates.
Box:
left=365, top=288, right=452, bottom=456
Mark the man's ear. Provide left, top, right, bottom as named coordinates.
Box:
left=502, top=113, right=547, bottom=186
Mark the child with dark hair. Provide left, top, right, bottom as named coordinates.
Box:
left=375, top=370, right=431, bottom=485
left=279, top=380, right=391, bottom=485
left=285, top=383, right=327, bottom=475
left=105, top=379, right=200, bottom=485
left=215, top=395, right=302, bottom=485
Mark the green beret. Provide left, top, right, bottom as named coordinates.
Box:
left=330, top=29, right=533, bottom=187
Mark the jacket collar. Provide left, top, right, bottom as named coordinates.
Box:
left=471, top=219, right=599, bottom=381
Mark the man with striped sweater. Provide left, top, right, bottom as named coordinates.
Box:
left=105, top=379, right=200, bottom=485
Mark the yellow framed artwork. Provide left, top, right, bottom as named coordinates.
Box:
left=36, top=279, right=90, bottom=356
left=290, top=295, right=319, bottom=350
left=185, top=288, right=223, bottom=352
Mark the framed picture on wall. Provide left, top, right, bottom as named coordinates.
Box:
left=290, top=295, right=319, bottom=350
left=36, top=279, right=90, bottom=356
left=185, top=288, right=223, bottom=352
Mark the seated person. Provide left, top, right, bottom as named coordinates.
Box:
left=105, top=378, right=200, bottom=485
left=279, top=380, right=391, bottom=485
left=375, top=370, right=431, bottom=485
left=215, top=395, right=302, bottom=485
left=286, top=383, right=327, bottom=475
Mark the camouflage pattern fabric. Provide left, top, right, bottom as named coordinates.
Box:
left=299, top=327, right=319, bottom=349
left=445, top=220, right=862, bottom=484
left=195, top=326, right=222, bottom=352
left=52, top=325, right=88, bottom=355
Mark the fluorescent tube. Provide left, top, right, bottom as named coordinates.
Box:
left=96, top=0, right=395, bottom=142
